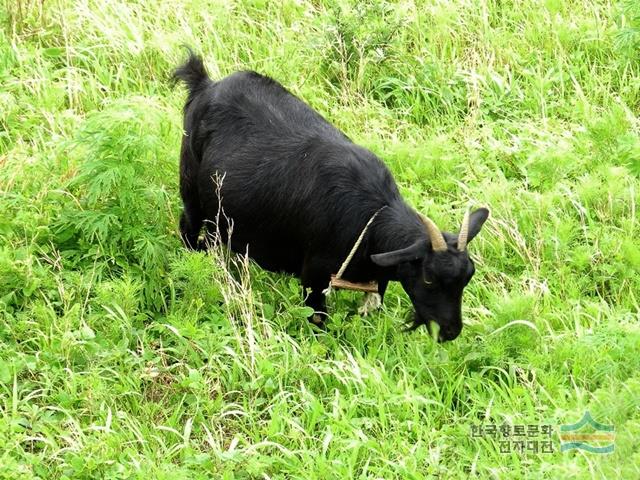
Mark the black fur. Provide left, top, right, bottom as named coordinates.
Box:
left=174, top=52, right=489, bottom=341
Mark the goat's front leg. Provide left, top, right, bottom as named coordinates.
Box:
left=301, top=256, right=331, bottom=325
left=377, top=278, right=389, bottom=303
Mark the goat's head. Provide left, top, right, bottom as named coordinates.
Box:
left=371, top=208, right=489, bottom=342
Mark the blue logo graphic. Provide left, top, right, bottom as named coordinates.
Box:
left=559, top=411, right=615, bottom=454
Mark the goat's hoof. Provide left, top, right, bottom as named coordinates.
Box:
left=358, top=293, right=382, bottom=316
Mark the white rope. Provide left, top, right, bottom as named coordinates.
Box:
left=336, top=206, right=386, bottom=279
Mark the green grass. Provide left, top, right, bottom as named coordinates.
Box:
left=1, top=0, right=639, bottom=478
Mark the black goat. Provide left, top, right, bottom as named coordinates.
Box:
left=174, top=52, right=489, bottom=341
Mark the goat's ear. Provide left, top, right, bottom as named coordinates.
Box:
left=371, top=240, right=427, bottom=267
left=466, top=208, right=490, bottom=244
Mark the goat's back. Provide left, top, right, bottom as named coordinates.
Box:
left=179, top=69, right=400, bottom=273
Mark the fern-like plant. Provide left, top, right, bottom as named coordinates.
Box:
left=55, top=97, right=180, bottom=309
left=615, top=0, right=640, bottom=62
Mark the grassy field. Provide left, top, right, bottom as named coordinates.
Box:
left=1, top=0, right=640, bottom=478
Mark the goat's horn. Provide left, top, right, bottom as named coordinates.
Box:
left=458, top=208, right=470, bottom=251
left=418, top=214, right=447, bottom=252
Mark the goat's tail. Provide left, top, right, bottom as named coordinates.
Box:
left=172, top=47, right=210, bottom=96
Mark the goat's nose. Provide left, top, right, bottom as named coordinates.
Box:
left=439, top=324, right=462, bottom=342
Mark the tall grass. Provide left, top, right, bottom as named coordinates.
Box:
left=1, top=0, right=639, bottom=478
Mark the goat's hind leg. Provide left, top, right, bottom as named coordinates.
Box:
left=179, top=134, right=206, bottom=251
left=180, top=205, right=204, bottom=251
left=179, top=180, right=205, bottom=250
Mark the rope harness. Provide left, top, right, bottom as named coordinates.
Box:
left=323, top=206, right=387, bottom=296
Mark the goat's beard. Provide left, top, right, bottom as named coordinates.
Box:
left=404, top=310, right=426, bottom=332
left=404, top=312, right=442, bottom=342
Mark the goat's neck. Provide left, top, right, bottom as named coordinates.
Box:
left=370, top=200, right=427, bottom=256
